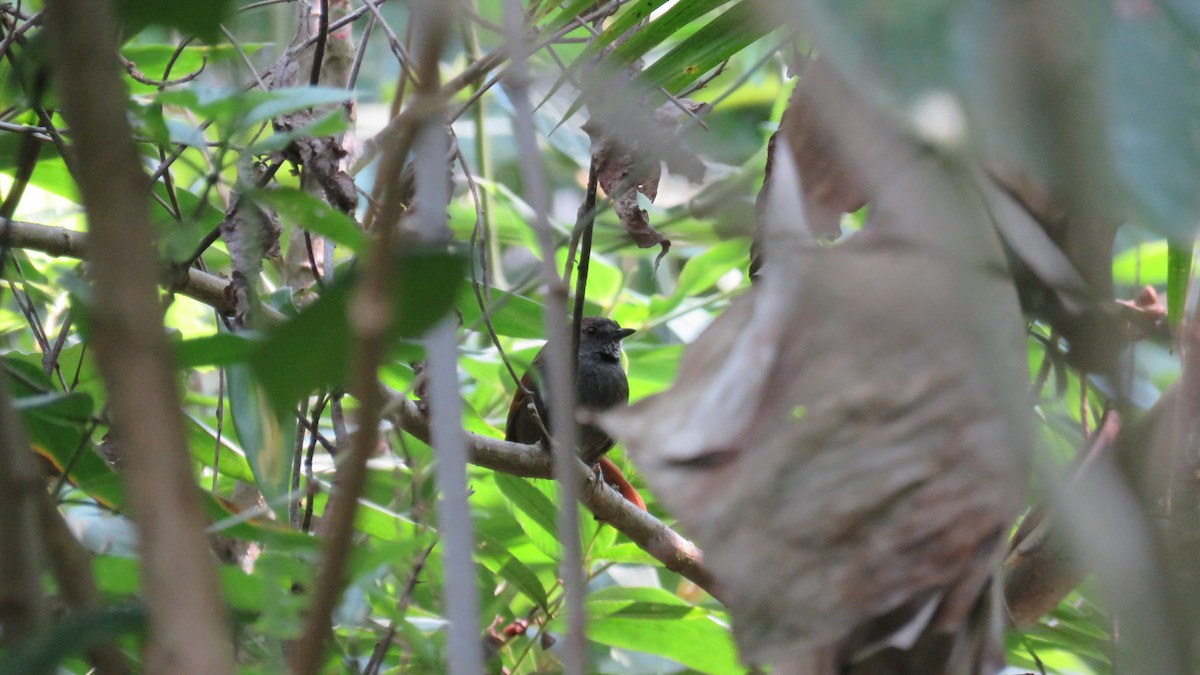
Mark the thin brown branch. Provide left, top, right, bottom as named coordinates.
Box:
left=0, top=218, right=284, bottom=321
left=42, top=0, right=234, bottom=670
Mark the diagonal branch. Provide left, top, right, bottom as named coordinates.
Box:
left=385, top=395, right=720, bottom=600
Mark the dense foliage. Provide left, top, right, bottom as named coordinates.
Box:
left=1, top=0, right=1198, bottom=673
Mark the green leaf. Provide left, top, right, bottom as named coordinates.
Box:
left=551, top=0, right=728, bottom=118
left=121, top=43, right=266, bottom=95
left=115, top=0, right=234, bottom=43
left=1112, top=240, right=1168, bottom=286
left=0, top=605, right=146, bottom=675
left=494, top=473, right=560, bottom=561
left=477, top=534, right=550, bottom=609
left=175, top=332, right=260, bottom=369
left=637, top=0, right=770, bottom=94
left=675, top=239, right=748, bottom=298
left=1167, top=240, right=1192, bottom=330
left=158, top=86, right=352, bottom=135
left=186, top=414, right=257, bottom=483
left=457, top=285, right=546, bottom=339
left=248, top=108, right=350, bottom=154
left=226, top=362, right=293, bottom=504
left=585, top=588, right=742, bottom=675
left=250, top=247, right=466, bottom=411
left=250, top=187, right=365, bottom=253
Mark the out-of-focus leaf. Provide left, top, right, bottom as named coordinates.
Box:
left=226, top=362, right=291, bottom=504
left=157, top=86, right=352, bottom=135
left=1105, top=10, right=1200, bottom=238
left=1112, top=240, right=1168, bottom=286
left=675, top=239, right=748, bottom=298
left=186, top=414, right=256, bottom=483
left=174, top=332, right=259, bottom=369
left=539, top=0, right=680, bottom=112
left=0, top=134, right=77, bottom=201
left=250, top=187, right=365, bottom=253
left=202, top=492, right=319, bottom=551
left=585, top=586, right=742, bottom=675
left=3, top=358, right=122, bottom=508
left=251, top=247, right=466, bottom=411
left=115, top=0, right=233, bottom=43
left=1167, top=240, right=1192, bottom=330
left=248, top=109, right=349, bottom=154
left=121, top=43, right=265, bottom=94
left=0, top=604, right=145, bottom=675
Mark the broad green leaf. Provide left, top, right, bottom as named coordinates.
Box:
left=226, top=362, right=292, bottom=504
left=583, top=605, right=739, bottom=672
left=477, top=534, right=550, bottom=609
left=0, top=134, right=77, bottom=201
left=250, top=187, right=365, bottom=253
left=175, top=332, right=260, bottom=369
left=458, top=285, right=546, bottom=339
left=250, top=247, right=466, bottom=411
left=494, top=473, right=560, bottom=561
left=636, top=1, right=768, bottom=94
left=121, top=43, right=266, bottom=95
left=247, top=108, right=350, bottom=154
left=186, top=414, right=257, bottom=483
left=1112, top=240, right=1168, bottom=286
left=0, top=604, right=146, bottom=675
left=3, top=358, right=122, bottom=508
left=158, top=86, right=352, bottom=135
left=115, top=0, right=233, bottom=43
left=1167, top=240, right=1192, bottom=329
left=591, top=541, right=658, bottom=565
left=674, top=239, right=748, bottom=298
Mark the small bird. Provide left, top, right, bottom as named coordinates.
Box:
left=505, top=316, right=644, bottom=509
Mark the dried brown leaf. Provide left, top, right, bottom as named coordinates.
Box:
left=583, top=98, right=709, bottom=264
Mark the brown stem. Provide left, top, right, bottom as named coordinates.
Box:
left=42, top=0, right=234, bottom=670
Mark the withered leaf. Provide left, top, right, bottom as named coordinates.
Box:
left=273, top=111, right=358, bottom=214
left=754, top=61, right=870, bottom=278
left=583, top=98, right=710, bottom=266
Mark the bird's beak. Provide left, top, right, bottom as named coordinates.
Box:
left=617, top=328, right=636, bottom=340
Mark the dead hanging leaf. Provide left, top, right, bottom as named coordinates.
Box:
left=219, top=191, right=280, bottom=324
left=583, top=98, right=710, bottom=267
left=752, top=61, right=869, bottom=278
left=605, top=63, right=1031, bottom=675
left=221, top=193, right=282, bottom=274
left=273, top=110, right=358, bottom=214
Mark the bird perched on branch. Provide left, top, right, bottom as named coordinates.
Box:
left=505, top=316, right=644, bottom=509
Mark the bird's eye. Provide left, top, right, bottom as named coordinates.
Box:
left=584, top=326, right=596, bottom=336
